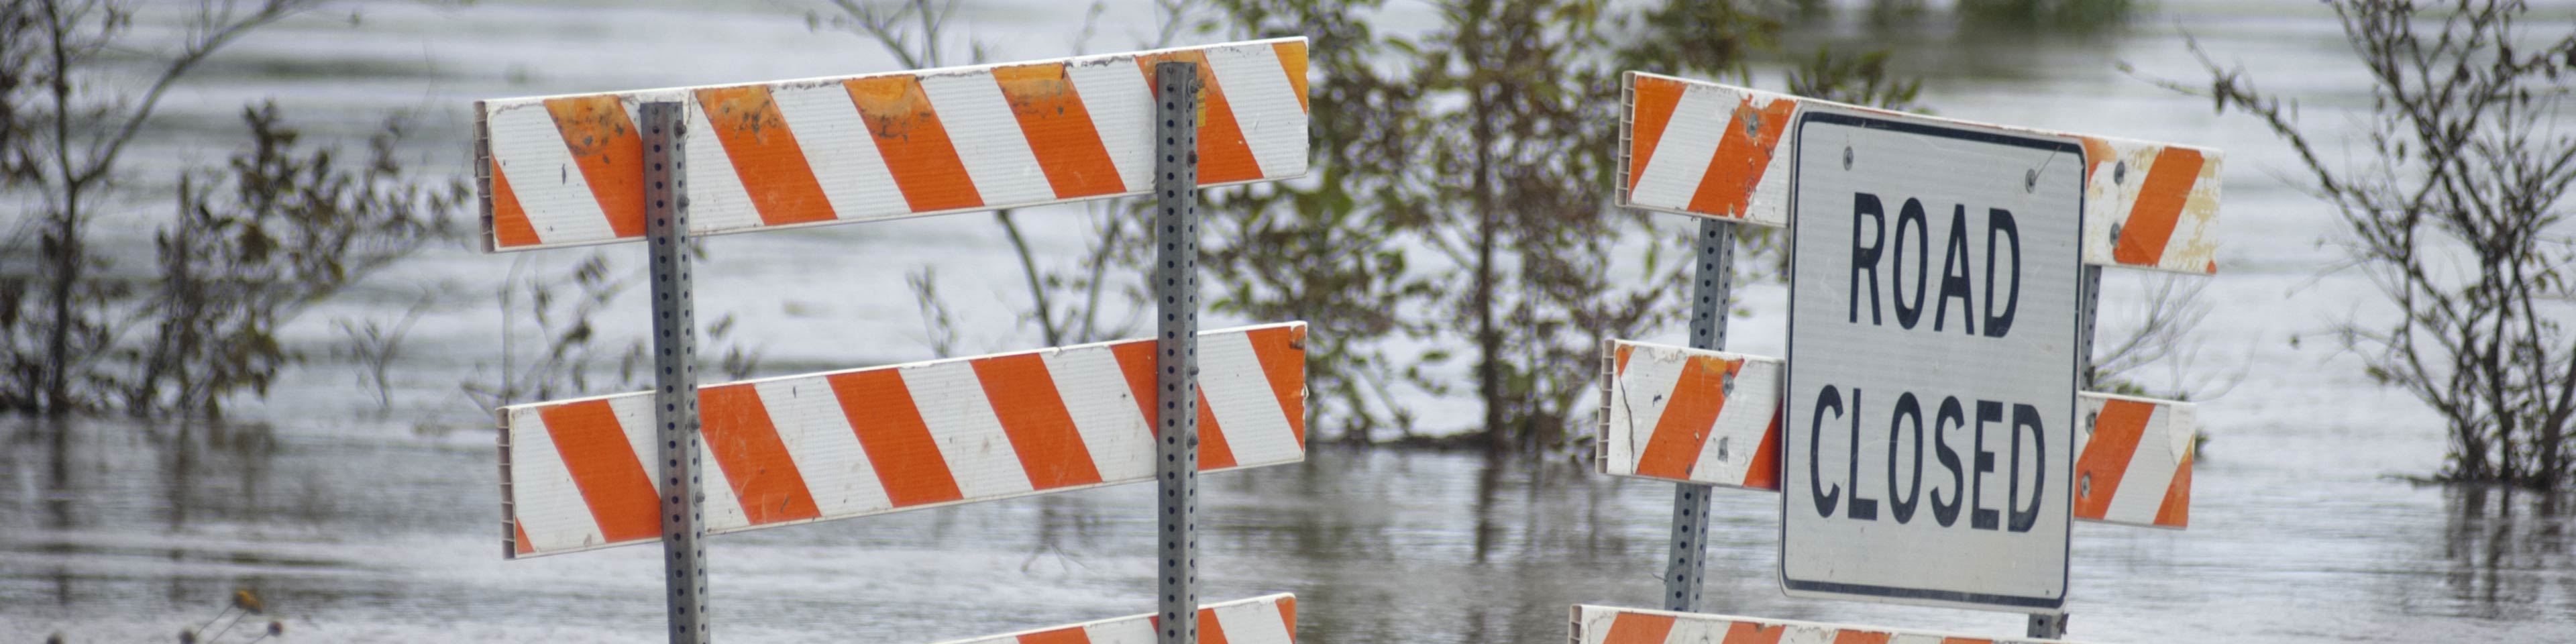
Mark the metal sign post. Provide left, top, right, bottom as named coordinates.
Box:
left=1662, top=218, right=1733, bottom=612
left=641, top=101, right=710, bottom=644
left=1152, top=60, right=1204, bottom=644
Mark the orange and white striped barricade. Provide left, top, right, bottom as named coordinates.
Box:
left=1571, top=605, right=2086, bottom=644
left=1618, top=72, right=2221, bottom=274
left=1610, top=71, right=2219, bottom=637
left=473, top=40, right=1307, bottom=644
left=476, top=38, right=1309, bottom=252
left=1595, top=340, right=2196, bottom=530
left=502, top=323, right=1309, bottom=556
left=935, top=594, right=1297, bottom=644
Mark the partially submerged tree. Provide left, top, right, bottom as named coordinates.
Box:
left=3, top=0, right=481, bottom=419
left=1201, top=0, right=1927, bottom=451
left=2159, top=0, right=2576, bottom=486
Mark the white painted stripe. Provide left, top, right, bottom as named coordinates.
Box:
left=769, top=80, right=910, bottom=221
left=1788, top=626, right=1843, bottom=644
left=754, top=376, right=894, bottom=519
left=1607, top=345, right=1690, bottom=474
left=484, top=102, right=609, bottom=246
left=898, top=360, right=1035, bottom=500
left=1083, top=616, right=1159, bottom=644
left=1658, top=614, right=1725, bottom=644
left=1199, top=331, right=1302, bottom=466
left=2084, top=140, right=2155, bottom=266
left=2104, top=405, right=2180, bottom=523
left=602, top=394, right=751, bottom=531
left=1740, top=94, right=1796, bottom=227
left=682, top=99, right=767, bottom=235
left=1210, top=594, right=1295, bottom=643
left=698, top=427, right=751, bottom=532
left=1040, top=345, right=1156, bottom=482
left=1065, top=58, right=1155, bottom=193
left=1693, top=357, right=1782, bottom=486
left=1887, top=634, right=1945, bottom=644
left=1625, top=83, right=1738, bottom=213
left=916, top=70, right=1057, bottom=207
left=505, top=409, right=605, bottom=553
left=1204, top=43, right=1307, bottom=178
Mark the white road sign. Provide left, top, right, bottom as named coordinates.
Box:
left=1781, top=107, right=2083, bottom=611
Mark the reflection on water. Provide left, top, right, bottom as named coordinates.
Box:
left=2441, top=486, right=2574, bottom=621
left=3, top=419, right=2573, bottom=642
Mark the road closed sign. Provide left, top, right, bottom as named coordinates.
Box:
left=1780, top=107, right=2083, bottom=611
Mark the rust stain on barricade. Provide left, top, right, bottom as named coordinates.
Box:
left=843, top=74, right=983, bottom=212
left=541, top=95, right=645, bottom=237
left=697, top=85, right=837, bottom=225
left=993, top=62, right=1124, bottom=199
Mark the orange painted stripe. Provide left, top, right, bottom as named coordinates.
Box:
left=843, top=75, right=985, bottom=213
left=1743, top=409, right=1783, bottom=490
left=697, top=85, right=837, bottom=226
left=2156, top=450, right=2193, bottom=527
left=1246, top=325, right=1308, bottom=447
left=698, top=384, right=822, bottom=525
left=1195, top=393, right=1240, bottom=470
left=1272, top=42, right=1309, bottom=113
left=1721, top=622, right=1788, bottom=644
left=1635, top=356, right=1739, bottom=479
left=1016, top=627, right=1089, bottom=644
left=971, top=354, right=1106, bottom=490
left=2079, top=136, right=2115, bottom=182
left=537, top=400, right=660, bottom=543
left=1112, top=339, right=1162, bottom=436
left=512, top=521, right=533, bottom=556
left=2074, top=399, right=2153, bottom=520
left=2112, top=146, right=2204, bottom=266
left=1599, top=612, right=1677, bottom=644
left=1626, top=76, right=1687, bottom=192
left=826, top=370, right=965, bottom=507
left=1685, top=98, right=1798, bottom=218
left=1200, top=606, right=1231, bottom=644
left=1831, top=631, right=1892, bottom=644
left=1279, top=596, right=1296, bottom=641
left=1108, top=339, right=1240, bottom=469
left=542, top=96, right=646, bottom=239
left=994, top=63, right=1128, bottom=199
left=1135, top=50, right=1265, bottom=184
left=1613, top=343, right=1636, bottom=376
left=488, top=165, right=542, bottom=248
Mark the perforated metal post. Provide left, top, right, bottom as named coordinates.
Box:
left=641, top=101, right=709, bottom=644
left=2029, top=266, right=2104, bottom=641
left=2076, top=265, right=2103, bottom=390
left=2028, top=610, right=2069, bottom=639
left=1152, top=60, right=1203, bottom=644
left=1664, top=217, right=1735, bottom=612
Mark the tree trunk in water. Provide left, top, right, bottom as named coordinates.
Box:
left=42, top=207, right=78, bottom=418
left=1472, top=84, right=1503, bottom=455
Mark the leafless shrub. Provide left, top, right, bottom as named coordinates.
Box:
left=2149, top=0, right=2576, bottom=486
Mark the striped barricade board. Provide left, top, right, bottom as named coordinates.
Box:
left=1617, top=72, right=2221, bottom=274
left=933, top=594, right=1296, bottom=644
left=500, top=322, right=1307, bottom=557
left=1572, top=605, right=2086, bottom=644
left=474, top=38, right=1310, bottom=252
left=1597, top=339, right=2193, bottom=529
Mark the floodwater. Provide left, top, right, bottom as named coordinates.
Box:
left=5, top=0, right=2576, bottom=641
